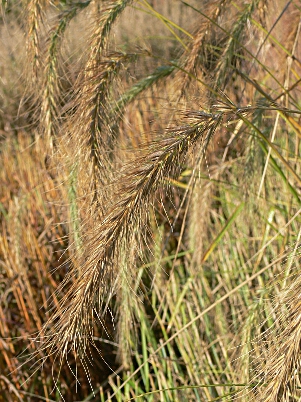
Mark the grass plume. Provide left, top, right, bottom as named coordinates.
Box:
left=1, top=1, right=301, bottom=400
left=31, top=110, right=222, bottom=373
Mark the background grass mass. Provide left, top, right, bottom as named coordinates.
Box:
left=1, top=0, right=301, bottom=401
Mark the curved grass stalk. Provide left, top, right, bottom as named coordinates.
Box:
left=30, top=110, right=222, bottom=376
left=94, top=0, right=133, bottom=55
left=214, top=0, right=260, bottom=89
left=138, top=0, right=193, bottom=39
left=182, top=0, right=296, bottom=103
left=137, top=0, right=191, bottom=50
left=61, top=1, right=135, bottom=214
left=64, top=53, right=137, bottom=215
left=40, top=1, right=91, bottom=149
left=26, top=0, right=45, bottom=80
left=176, top=0, right=227, bottom=99
left=114, top=64, right=175, bottom=114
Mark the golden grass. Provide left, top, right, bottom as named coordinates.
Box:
left=1, top=0, right=301, bottom=401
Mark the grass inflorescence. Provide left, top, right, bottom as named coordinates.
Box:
left=1, top=0, right=301, bottom=401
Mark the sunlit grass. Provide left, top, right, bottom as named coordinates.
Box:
left=0, top=1, right=301, bottom=401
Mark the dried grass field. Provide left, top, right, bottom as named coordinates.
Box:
left=1, top=0, right=301, bottom=401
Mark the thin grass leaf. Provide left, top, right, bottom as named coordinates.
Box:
left=201, top=202, right=244, bottom=263
left=115, top=64, right=175, bottom=113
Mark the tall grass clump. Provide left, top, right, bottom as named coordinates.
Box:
left=1, top=0, right=301, bottom=401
